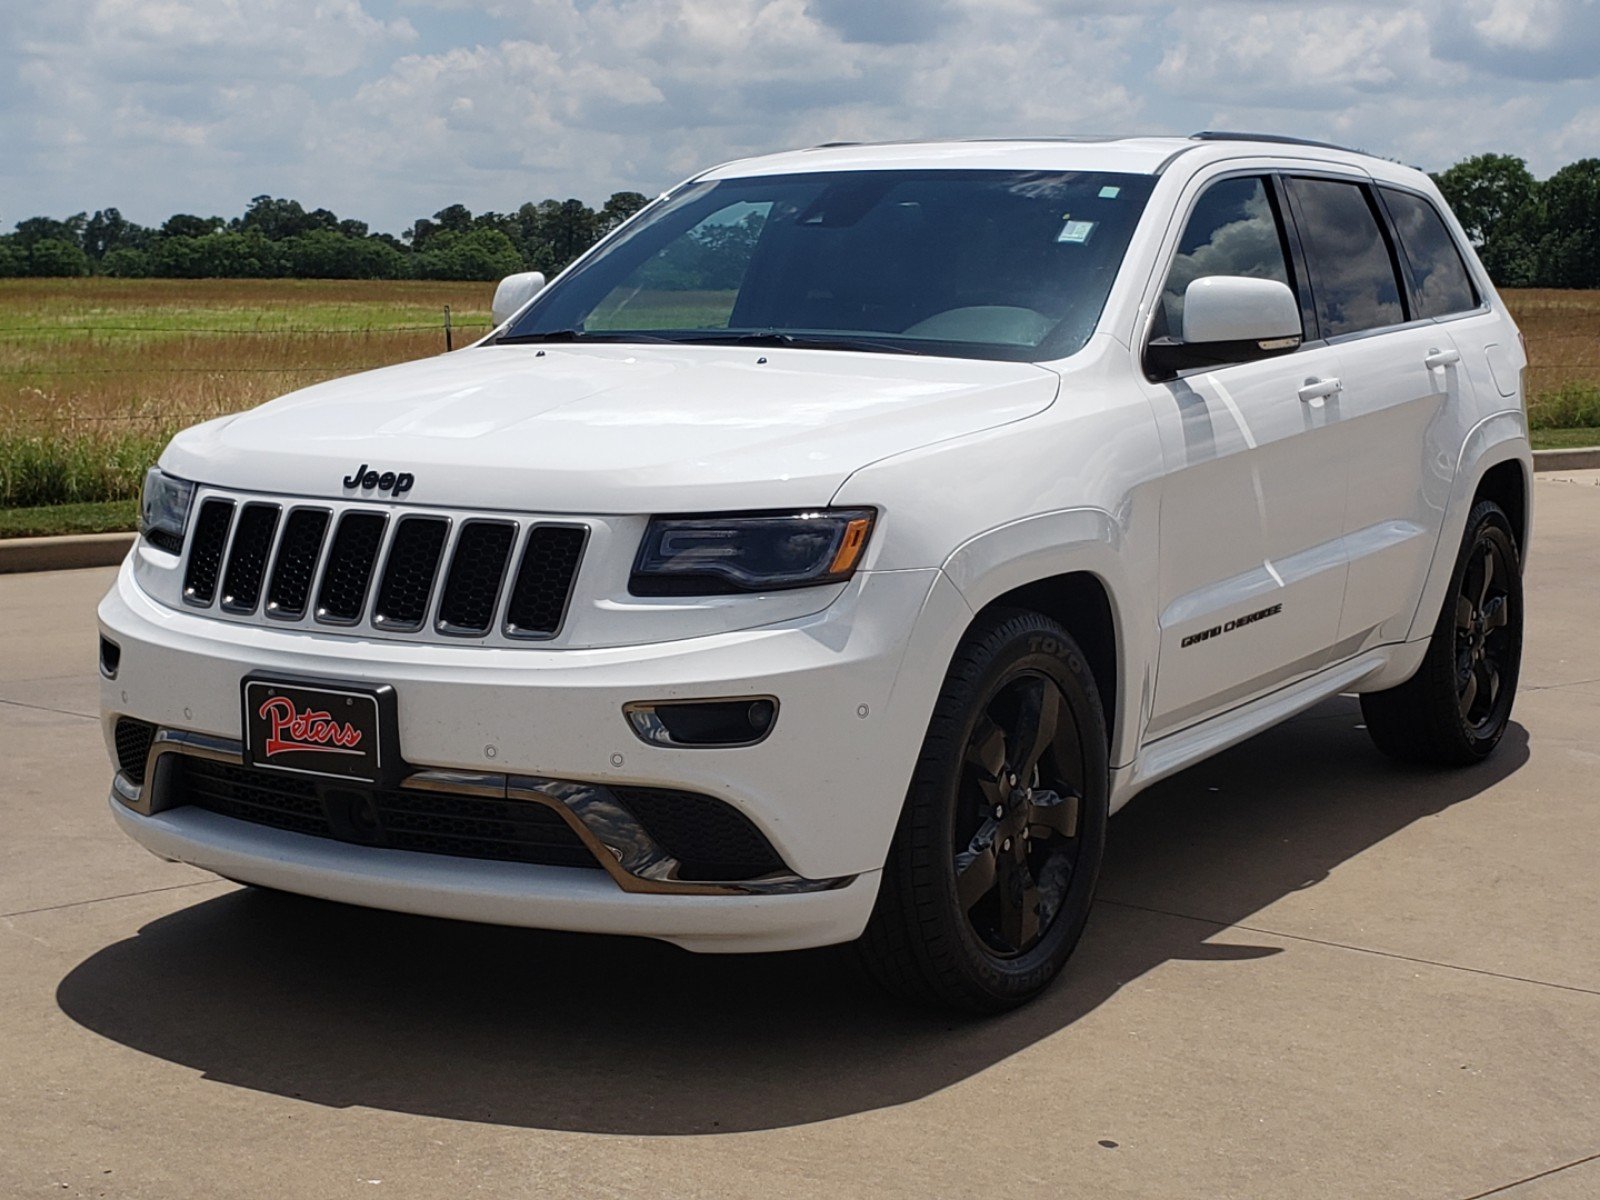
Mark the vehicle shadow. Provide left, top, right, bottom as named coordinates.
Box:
left=55, top=696, right=1528, bottom=1134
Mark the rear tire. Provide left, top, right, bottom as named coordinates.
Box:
left=1360, top=499, right=1523, bottom=766
left=858, top=608, right=1109, bottom=1013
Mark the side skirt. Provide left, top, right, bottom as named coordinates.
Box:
left=1110, top=639, right=1428, bottom=812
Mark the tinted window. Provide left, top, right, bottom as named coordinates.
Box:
left=1289, top=177, right=1405, bottom=337
left=1381, top=188, right=1479, bottom=318
left=1160, top=176, right=1293, bottom=338
left=505, top=169, right=1157, bottom=362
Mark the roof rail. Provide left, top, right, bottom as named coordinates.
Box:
left=1191, top=130, right=1367, bottom=156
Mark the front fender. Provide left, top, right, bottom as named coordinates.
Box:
left=941, top=508, right=1152, bottom=770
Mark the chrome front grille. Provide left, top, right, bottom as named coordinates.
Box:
left=173, top=492, right=588, bottom=644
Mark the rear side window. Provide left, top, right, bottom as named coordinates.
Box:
left=1380, top=188, right=1479, bottom=318
left=1159, top=176, right=1294, bottom=338
left=1288, top=177, right=1405, bottom=337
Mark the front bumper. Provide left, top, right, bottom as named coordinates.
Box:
left=99, top=555, right=971, bottom=951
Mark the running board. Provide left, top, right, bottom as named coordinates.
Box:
left=1114, top=648, right=1396, bottom=805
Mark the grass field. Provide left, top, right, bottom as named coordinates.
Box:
left=0, top=279, right=1596, bottom=521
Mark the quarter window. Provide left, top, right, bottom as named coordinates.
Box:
left=1288, top=177, right=1405, bottom=337
left=1380, top=188, right=1479, bottom=318
left=1160, top=176, right=1294, bottom=339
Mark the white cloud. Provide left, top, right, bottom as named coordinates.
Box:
left=0, top=0, right=1594, bottom=232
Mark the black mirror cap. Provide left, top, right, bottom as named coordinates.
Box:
left=1143, top=334, right=1301, bottom=383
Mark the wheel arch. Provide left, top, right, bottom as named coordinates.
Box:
left=972, top=574, right=1119, bottom=749
left=939, top=507, right=1151, bottom=768
left=1404, top=412, right=1533, bottom=644
left=1474, top=456, right=1530, bottom=561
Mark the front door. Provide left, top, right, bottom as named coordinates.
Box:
left=1140, top=173, right=1351, bottom=740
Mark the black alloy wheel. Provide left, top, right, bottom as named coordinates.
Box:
left=1361, top=498, right=1523, bottom=765
left=956, top=672, right=1086, bottom=958
left=1454, top=532, right=1515, bottom=737
left=860, top=608, right=1109, bottom=1012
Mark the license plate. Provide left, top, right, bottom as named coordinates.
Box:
left=243, top=677, right=389, bottom=783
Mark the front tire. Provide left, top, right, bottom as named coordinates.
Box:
left=1360, top=499, right=1523, bottom=766
left=859, top=609, right=1109, bottom=1013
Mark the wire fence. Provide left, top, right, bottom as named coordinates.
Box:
left=0, top=322, right=494, bottom=336
left=0, top=314, right=1595, bottom=433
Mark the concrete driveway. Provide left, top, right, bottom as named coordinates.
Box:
left=2, top=473, right=1597, bottom=1199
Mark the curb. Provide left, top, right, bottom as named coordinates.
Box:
left=1532, top=447, right=1600, bottom=472
left=0, top=447, right=1594, bottom=576
left=0, top=531, right=135, bottom=575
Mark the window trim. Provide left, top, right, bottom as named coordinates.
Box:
left=1280, top=171, right=1414, bottom=345
left=1372, top=183, right=1484, bottom=322
left=1142, top=168, right=1310, bottom=359
left=1268, top=173, right=1322, bottom=344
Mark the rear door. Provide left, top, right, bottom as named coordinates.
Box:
left=1283, top=175, right=1475, bottom=649
left=1139, top=172, right=1351, bottom=740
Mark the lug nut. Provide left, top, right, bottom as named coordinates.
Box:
left=1002, top=838, right=1012, bottom=851
left=994, top=804, right=1004, bottom=819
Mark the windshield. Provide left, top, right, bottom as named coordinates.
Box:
left=501, top=168, right=1157, bottom=361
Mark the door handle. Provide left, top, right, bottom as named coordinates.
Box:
left=1424, top=347, right=1461, bottom=370
left=1298, top=377, right=1343, bottom=404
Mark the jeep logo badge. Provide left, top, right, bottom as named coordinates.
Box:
left=341, top=463, right=414, bottom=495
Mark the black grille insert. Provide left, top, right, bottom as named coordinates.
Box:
left=265, top=508, right=330, bottom=619
left=373, top=516, right=449, bottom=630
left=315, top=511, right=387, bottom=624
left=220, top=503, right=281, bottom=613
left=182, top=499, right=235, bottom=606
left=437, top=521, right=514, bottom=635
left=612, top=786, right=785, bottom=881
left=170, top=758, right=599, bottom=870
left=114, top=718, right=157, bottom=786
left=144, top=527, right=185, bottom=555
left=505, top=525, right=587, bottom=638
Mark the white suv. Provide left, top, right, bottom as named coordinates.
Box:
left=100, top=134, right=1531, bottom=1011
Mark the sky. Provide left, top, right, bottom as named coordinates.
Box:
left=4, top=0, right=1598, bottom=236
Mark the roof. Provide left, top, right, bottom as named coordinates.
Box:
left=699, top=133, right=1414, bottom=184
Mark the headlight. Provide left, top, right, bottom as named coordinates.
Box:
left=139, top=468, right=195, bottom=554
left=630, top=509, right=876, bottom=595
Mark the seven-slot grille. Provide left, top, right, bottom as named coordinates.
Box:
left=179, top=495, right=586, bottom=642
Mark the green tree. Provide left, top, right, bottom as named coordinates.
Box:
left=1533, top=159, right=1600, bottom=288
left=410, top=228, right=523, bottom=280
left=161, top=213, right=225, bottom=239
left=13, top=214, right=86, bottom=248
left=280, top=229, right=405, bottom=279
left=83, top=208, right=148, bottom=259
left=1433, top=154, right=1541, bottom=285
left=101, top=247, right=152, bottom=277
left=236, top=195, right=333, bottom=241
left=150, top=231, right=282, bottom=278
left=27, top=238, right=91, bottom=276
left=0, top=237, right=23, bottom=276
left=524, top=198, right=599, bottom=273
left=599, top=190, right=650, bottom=234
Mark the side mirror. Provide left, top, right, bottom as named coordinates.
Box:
left=1145, top=276, right=1302, bottom=381
left=492, top=271, right=547, bottom=328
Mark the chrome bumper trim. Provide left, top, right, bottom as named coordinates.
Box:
left=116, top=728, right=851, bottom=898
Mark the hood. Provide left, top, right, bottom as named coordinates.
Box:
left=160, top=343, right=1058, bottom=513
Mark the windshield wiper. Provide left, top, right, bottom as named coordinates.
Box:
left=496, top=329, right=677, bottom=346
left=676, top=331, right=925, bottom=356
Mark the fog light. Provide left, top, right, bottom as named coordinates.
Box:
left=624, top=698, right=779, bottom=747
left=99, top=635, right=121, bottom=679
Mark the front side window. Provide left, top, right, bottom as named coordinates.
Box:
left=502, top=169, right=1158, bottom=362
left=1288, top=177, right=1405, bottom=337
left=1380, top=187, right=1479, bottom=318
left=1158, top=175, right=1294, bottom=339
